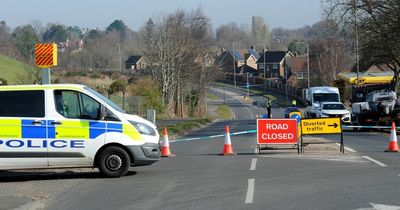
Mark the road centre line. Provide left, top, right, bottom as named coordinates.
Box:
left=335, top=143, right=357, bottom=152
left=250, top=158, right=257, bottom=171
left=362, top=156, right=387, bottom=167
left=245, top=179, right=255, bottom=204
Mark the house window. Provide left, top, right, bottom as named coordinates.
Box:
left=259, top=64, right=264, bottom=69
left=272, top=64, right=278, bottom=69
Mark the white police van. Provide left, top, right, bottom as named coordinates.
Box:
left=0, top=84, right=160, bottom=177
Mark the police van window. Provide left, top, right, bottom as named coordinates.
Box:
left=0, top=90, right=44, bottom=117
left=55, top=90, right=102, bottom=120
left=54, top=90, right=80, bottom=118
left=80, top=93, right=101, bottom=120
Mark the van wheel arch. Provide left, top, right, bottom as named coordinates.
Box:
left=94, top=143, right=134, bottom=168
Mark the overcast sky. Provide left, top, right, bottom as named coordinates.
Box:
left=2, top=0, right=323, bottom=30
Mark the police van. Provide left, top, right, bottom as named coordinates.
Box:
left=0, top=84, right=160, bottom=177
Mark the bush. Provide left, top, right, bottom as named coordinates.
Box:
left=0, top=77, right=7, bottom=85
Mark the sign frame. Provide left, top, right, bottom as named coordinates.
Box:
left=301, top=118, right=342, bottom=135
left=257, top=118, right=298, bottom=144
left=300, top=117, right=344, bottom=153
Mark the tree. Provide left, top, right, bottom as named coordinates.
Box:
left=216, top=22, right=252, bottom=48
left=11, top=24, right=38, bottom=60
left=66, top=26, right=83, bottom=40
left=251, top=16, right=271, bottom=46
left=107, top=20, right=128, bottom=42
left=43, top=24, right=68, bottom=43
left=141, top=8, right=212, bottom=117
left=109, top=79, right=128, bottom=109
left=324, top=0, right=400, bottom=91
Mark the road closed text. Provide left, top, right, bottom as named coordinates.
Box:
left=257, top=119, right=297, bottom=144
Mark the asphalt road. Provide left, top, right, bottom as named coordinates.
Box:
left=2, top=85, right=400, bottom=210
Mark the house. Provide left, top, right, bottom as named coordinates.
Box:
left=216, top=49, right=245, bottom=73
left=125, top=55, right=149, bottom=72
left=286, top=56, right=308, bottom=86
left=194, top=53, right=215, bottom=67
left=256, top=51, right=293, bottom=79
left=244, top=48, right=259, bottom=70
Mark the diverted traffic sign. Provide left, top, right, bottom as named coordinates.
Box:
left=301, top=118, right=341, bottom=135
left=257, top=119, right=297, bottom=144
left=35, top=43, right=57, bottom=68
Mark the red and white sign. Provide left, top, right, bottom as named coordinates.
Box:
left=257, top=119, right=298, bottom=144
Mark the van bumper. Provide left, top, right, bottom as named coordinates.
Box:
left=127, top=143, right=161, bottom=166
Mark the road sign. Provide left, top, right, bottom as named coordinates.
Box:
left=301, top=118, right=342, bottom=135
left=257, top=119, right=297, bottom=144
left=35, top=43, right=57, bottom=68
left=289, top=111, right=301, bottom=124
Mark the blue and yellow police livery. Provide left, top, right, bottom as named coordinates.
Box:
left=0, top=84, right=160, bottom=177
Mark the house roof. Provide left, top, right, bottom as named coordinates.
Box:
left=239, top=65, right=258, bottom=75
left=257, top=51, right=288, bottom=63
left=126, top=55, right=142, bottom=64
left=289, top=56, right=307, bottom=72
left=248, top=49, right=260, bottom=60
left=232, top=50, right=244, bottom=61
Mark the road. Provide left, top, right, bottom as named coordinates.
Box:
left=2, top=85, right=400, bottom=210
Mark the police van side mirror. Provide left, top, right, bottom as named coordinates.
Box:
left=99, top=105, right=106, bottom=120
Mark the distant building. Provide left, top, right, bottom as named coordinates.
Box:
left=256, top=51, right=293, bottom=79
left=125, top=55, right=149, bottom=73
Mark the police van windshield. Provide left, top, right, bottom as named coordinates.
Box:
left=313, top=93, right=339, bottom=103
left=84, top=87, right=126, bottom=113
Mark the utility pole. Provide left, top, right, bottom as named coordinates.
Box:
left=263, top=47, right=266, bottom=79
left=307, top=42, right=310, bottom=89
left=353, top=0, right=360, bottom=83
left=233, top=42, right=236, bottom=86
left=246, top=72, right=250, bottom=97
left=117, top=43, right=122, bottom=71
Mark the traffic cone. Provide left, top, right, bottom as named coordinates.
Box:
left=385, top=122, right=399, bottom=152
left=220, top=125, right=236, bottom=156
left=161, top=128, right=175, bottom=157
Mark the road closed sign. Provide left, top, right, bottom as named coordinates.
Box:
left=257, top=119, right=298, bottom=144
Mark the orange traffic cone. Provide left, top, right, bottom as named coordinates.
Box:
left=161, top=128, right=175, bottom=157
left=385, top=122, right=399, bottom=152
left=220, top=125, right=235, bottom=156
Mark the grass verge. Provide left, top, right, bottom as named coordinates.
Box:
left=158, top=118, right=213, bottom=136
left=206, top=93, right=219, bottom=100
left=216, top=104, right=233, bottom=119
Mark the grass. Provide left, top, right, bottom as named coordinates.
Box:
left=206, top=93, right=219, bottom=100
left=158, top=118, right=212, bottom=136
left=216, top=104, right=233, bottom=119
left=0, top=54, right=32, bottom=84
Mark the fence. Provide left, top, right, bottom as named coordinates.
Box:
left=225, top=74, right=304, bottom=102
left=109, top=94, right=147, bottom=116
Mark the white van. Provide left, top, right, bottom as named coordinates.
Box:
left=0, top=84, right=160, bottom=177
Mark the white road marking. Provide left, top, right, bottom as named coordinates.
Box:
left=245, top=179, right=255, bottom=204
left=335, top=143, right=357, bottom=152
left=244, top=105, right=254, bottom=119
left=362, top=156, right=387, bottom=167
left=250, top=158, right=257, bottom=171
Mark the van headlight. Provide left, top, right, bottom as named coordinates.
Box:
left=129, top=121, right=156, bottom=136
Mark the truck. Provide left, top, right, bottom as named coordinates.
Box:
left=303, top=86, right=340, bottom=118
left=351, top=85, right=400, bottom=126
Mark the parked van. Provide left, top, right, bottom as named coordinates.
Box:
left=0, top=84, right=160, bottom=177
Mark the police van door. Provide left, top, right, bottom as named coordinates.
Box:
left=48, top=90, right=106, bottom=167
left=0, top=90, right=48, bottom=169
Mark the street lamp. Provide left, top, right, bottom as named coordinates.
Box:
left=116, top=43, right=122, bottom=72
left=232, top=42, right=236, bottom=86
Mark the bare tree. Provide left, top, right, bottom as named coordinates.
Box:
left=140, top=8, right=212, bottom=117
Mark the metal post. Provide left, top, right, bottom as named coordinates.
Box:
left=223, top=86, right=226, bottom=104
left=263, top=47, right=266, bottom=79
left=41, top=68, right=51, bottom=84
left=117, top=43, right=122, bottom=71
left=354, top=0, right=360, bottom=83
left=246, top=72, right=250, bottom=97
left=307, top=42, right=310, bottom=89
left=233, top=42, right=236, bottom=86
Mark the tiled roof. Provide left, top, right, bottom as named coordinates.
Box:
left=126, top=55, right=142, bottom=64
left=289, top=56, right=307, bottom=72
left=257, top=51, right=288, bottom=63
left=248, top=49, right=260, bottom=60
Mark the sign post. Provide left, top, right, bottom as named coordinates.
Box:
left=300, top=118, right=343, bottom=153
left=257, top=119, right=298, bottom=153
left=35, top=43, right=57, bottom=84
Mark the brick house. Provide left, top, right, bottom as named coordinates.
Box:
left=125, top=55, right=149, bottom=72
left=256, top=51, right=293, bottom=79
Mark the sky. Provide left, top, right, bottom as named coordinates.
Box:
left=1, top=0, right=323, bottom=30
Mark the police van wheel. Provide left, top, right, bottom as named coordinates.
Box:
left=98, top=146, right=130, bottom=178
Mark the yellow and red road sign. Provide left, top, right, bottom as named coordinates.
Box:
left=35, top=43, right=57, bottom=68
left=257, top=119, right=297, bottom=144
left=301, top=118, right=342, bottom=135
